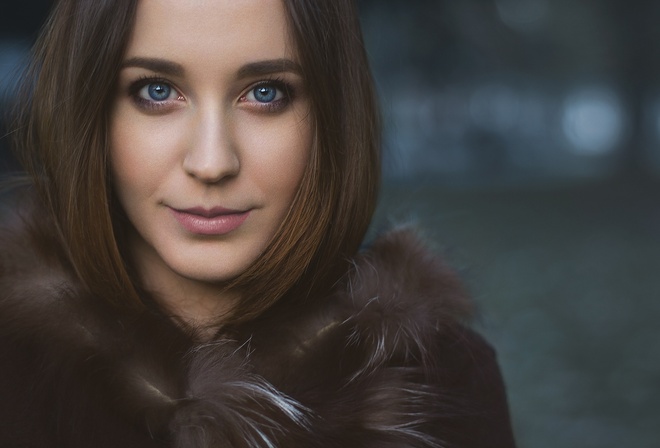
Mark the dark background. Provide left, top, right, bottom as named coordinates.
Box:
left=1, top=1, right=659, bottom=447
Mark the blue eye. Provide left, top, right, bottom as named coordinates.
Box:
left=129, top=78, right=184, bottom=112
left=253, top=85, right=278, bottom=103
left=147, top=83, right=172, bottom=101
left=238, top=80, right=295, bottom=112
left=245, top=83, right=288, bottom=105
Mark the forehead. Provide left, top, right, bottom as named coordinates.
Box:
left=126, top=0, right=295, bottom=63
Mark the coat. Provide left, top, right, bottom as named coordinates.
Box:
left=0, top=209, right=516, bottom=448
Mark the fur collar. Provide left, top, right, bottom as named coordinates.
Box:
left=0, top=214, right=473, bottom=447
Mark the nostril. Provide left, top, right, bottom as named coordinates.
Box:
left=183, top=154, right=240, bottom=183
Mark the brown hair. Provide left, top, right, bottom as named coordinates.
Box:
left=12, top=0, right=380, bottom=323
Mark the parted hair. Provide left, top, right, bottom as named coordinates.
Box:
left=11, top=0, right=380, bottom=324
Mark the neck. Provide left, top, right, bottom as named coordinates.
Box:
left=127, top=235, right=238, bottom=341
left=154, top=284, right=237, bottom=341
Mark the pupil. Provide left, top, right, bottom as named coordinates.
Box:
left=148, top=84, right=170, bottom=101
left=254, top=86, right=276, bottom=103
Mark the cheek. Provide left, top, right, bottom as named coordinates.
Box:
left=238, top=115, right=312, bottom=197
left=109, top=111, right=183, bottom=197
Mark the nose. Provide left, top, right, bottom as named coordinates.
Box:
left=182, top=109, right=240, bottom=183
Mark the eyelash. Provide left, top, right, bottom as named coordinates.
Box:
left=127, top=76, right=296, bottom=114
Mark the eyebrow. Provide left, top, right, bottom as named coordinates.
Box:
left=236, top=59, right=302, bottom=79
left=121, top=57, right=185, bottom=77
left=120, top=57, right=302, bottom=79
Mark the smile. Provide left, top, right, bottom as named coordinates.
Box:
left=169, top=206, right=251, bottom=235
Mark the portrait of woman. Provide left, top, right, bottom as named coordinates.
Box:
left=0, top=0, right=516, bottom=446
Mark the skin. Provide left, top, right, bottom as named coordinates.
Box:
left=110, top=0, right=311, bottom=332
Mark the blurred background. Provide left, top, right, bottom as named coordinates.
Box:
left=1, top=0, right=659, bottom=446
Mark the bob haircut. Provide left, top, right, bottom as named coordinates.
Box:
left=12, top=0, right=380, bottom=324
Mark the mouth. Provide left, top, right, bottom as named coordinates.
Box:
left=179, top=206, right=245, bottom=218
left=169, top=206, right=251, bottom=235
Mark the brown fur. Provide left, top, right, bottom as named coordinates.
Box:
left=0, top=212, right=482, bottom=448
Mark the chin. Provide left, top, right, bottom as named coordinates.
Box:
left=166, top=251, right=256, bottom=284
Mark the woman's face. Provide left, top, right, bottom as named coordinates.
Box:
left=110, top=0, right=311, bottom=293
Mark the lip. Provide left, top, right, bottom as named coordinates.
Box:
left=169, top=206, right=250, bottom=235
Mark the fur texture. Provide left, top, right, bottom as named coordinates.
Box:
left=0, top=213, right=503, bottom=448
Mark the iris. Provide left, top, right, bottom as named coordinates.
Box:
left=253, top=86, right=277, bottom=103
left=148, top=83, right=171, bottom=101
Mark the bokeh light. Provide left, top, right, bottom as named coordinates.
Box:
left=562, top=87, right=625, bottom=156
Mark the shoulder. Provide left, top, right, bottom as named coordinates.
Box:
left=348, top=228, right=516, bottom=446
left=0, top=202, right=177, bottom=447
left=0, top=198, right=89, bottom=361
left=240, top=227, right=517, bottom=447
left=351, top=228, right=516, bottom=447
left=431, top=325, right=517, bottom=448
left=332, top=227, right=475, bottom=367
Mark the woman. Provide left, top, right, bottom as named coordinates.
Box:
left=0, top=0, right=516, bottom=447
